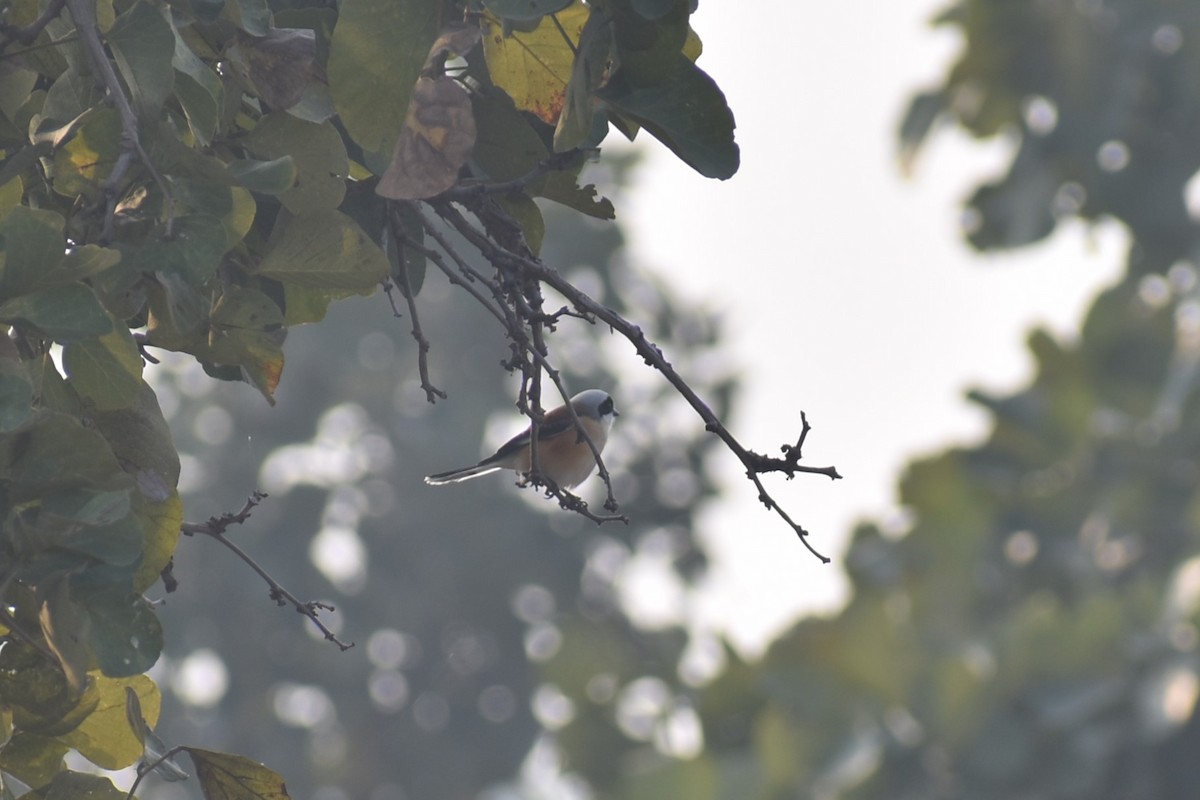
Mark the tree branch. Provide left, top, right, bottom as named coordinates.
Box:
left=386, top=203, right=447, bottom=402
left=431, top=198, right=840, bottom=560
left=180, top=492, right=354, bottom=650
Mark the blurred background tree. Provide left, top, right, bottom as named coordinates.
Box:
left=533, top=1, right=1200, bottom=798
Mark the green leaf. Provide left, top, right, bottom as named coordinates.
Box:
left=389, top=201, right=426, bottom=299
left=0, top=62, right=38, bottom=122
left=482, top=0, right=574, bottom=20
left=327, top=0, right=440, bottom=159
left=90, top=381, right=181, bottom=502
left=72, top=579, right=163, bottom=678
left=225, top=0, right=271, bottom=37
left=106, top=1, right=176, bottom=117
left=61, top=324, right=143, bottom=411
left=631, top=0, right=679, bottom=19
left=0, top=733, right=68, bottom=789
left=0, top=206, right=65, bottom=299
left=243, top=114, right=347, bottom=213
left=496, top=192, right=545, bottom=256
left=40, top=771, right=128, bottom=799
left=118, top=215, right=228, bottom=282
left=598, top=57, right=738, bottom=179
left=255, top=210, right=388, bottom=291
left=554, top=8, right=613, bottom=152
left=471, top=87, right=549, bottom=181
left=0, top=144, right=50, bottom=195
left=0, top=411, right=131, bottom=499
left=171, top=20, right=224, bottom=145
left=60, top=674, right=160, bottom=770
left=205, top=287, right=286, bottom=402
left=184, top=747, right=292, bottom=799
left=226, top=156, right=297, bottom=194
left=49, top=107, right=121, bottom=200
left=0, top=352, right=33, bottom=432
left=0, top=284, right=114, bottom=342
left=130, top=490, right=182, bottom=592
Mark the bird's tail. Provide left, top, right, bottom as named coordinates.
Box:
left=424, top=462, right=503, bottom=485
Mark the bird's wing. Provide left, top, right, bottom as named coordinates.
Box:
left=485, top=409, right=576, bottom=465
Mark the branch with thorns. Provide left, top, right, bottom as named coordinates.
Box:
left=177, top=491, right=354, bottom=650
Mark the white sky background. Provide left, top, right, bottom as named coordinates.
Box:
left=613, top=0, right=1128, bottom=652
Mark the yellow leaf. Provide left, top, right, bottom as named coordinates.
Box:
left=60, top=674, right=160, bottom=770
left=482, top=3, right=589, bottom=124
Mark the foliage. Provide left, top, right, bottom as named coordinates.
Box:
left=0, top=0, right=750, bottom=795
left=900, top=0, right=1200, bottom=268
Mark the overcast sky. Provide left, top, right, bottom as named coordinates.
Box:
left=611, top=0, right=1127, bottom=651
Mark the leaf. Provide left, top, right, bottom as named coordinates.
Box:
left=0, top=733, right=68, bottom=788
left=482, top=0, right=575, bottom=20
left=389, top=201, right=426, bottom=299
left=328, top=0, right=440, bottom=159
left=226, top=156, right=297, bottom=195
left=117, top=215, right=228, bottom=282
left=0, top=284, right=114, bottom=342
left=255, top=210, right=389, bottom=291
left=0, top=206, right=65, bottom=299
left=598, top=56, right=738, bottom=179
left=61, top=324, right=143, bottom=411
left=205, top=287, right=286, bottom=402
left=224, top=0, right=271, bottom=36
left=232, top=28, right=316, bottom=111
left=106, top=1, right=176, bottom=117
left=171, top=19, right=224, bottom=145
left=90, top=381, right=181, bottom=502
left=37, top=578, right=90, bottom=697
left=377, top=76, right=477, bottom=200
left=554, top=8, right=615, bottom=152
left=496, top=192, right=545, bottom=256
left=72, top=579, right=163, bottom=678
left=49, top=107, right=121, bottom=200
left=244, top=114, right=347, bottom=213
left=40, top=771, right=128, bottom=799
left=60, top=674, right=160, bottom=770
left=0, top=345, right=33, bottom=432
left=130, top=490, right=182, bottom=592
left=471, top=87, right=551, bottom=181
left=184, top=747, right=292, bottom=800
left=482, top=3, right=589, bottom=124
left=0, top=411, right=131, bottom=498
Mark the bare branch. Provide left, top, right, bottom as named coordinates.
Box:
left=430, top=198, right=840, bottom=559
left=180, top=492, right=355, bottom=650
left=386, top=204, right=447, bottom=403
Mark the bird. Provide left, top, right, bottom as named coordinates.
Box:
left=424, top=389, right=618, bottom=489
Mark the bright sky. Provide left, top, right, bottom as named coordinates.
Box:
left=615, top=1, right=1127, bottom=652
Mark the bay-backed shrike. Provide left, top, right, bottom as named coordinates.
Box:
left=424, top=389, right=618, bottom=489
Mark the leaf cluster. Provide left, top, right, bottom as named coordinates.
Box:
left=0, top=0, right=740, bottom=793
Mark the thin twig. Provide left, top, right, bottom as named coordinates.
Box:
left=387, top=203, right=446, bottom=402
left=424, top=200, right=624, bottom=518
left=434, top=200, right=839, bottom=559
left=180, top=492, right=355, bottom=650
left=125, top=744, right=190, bottom=799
